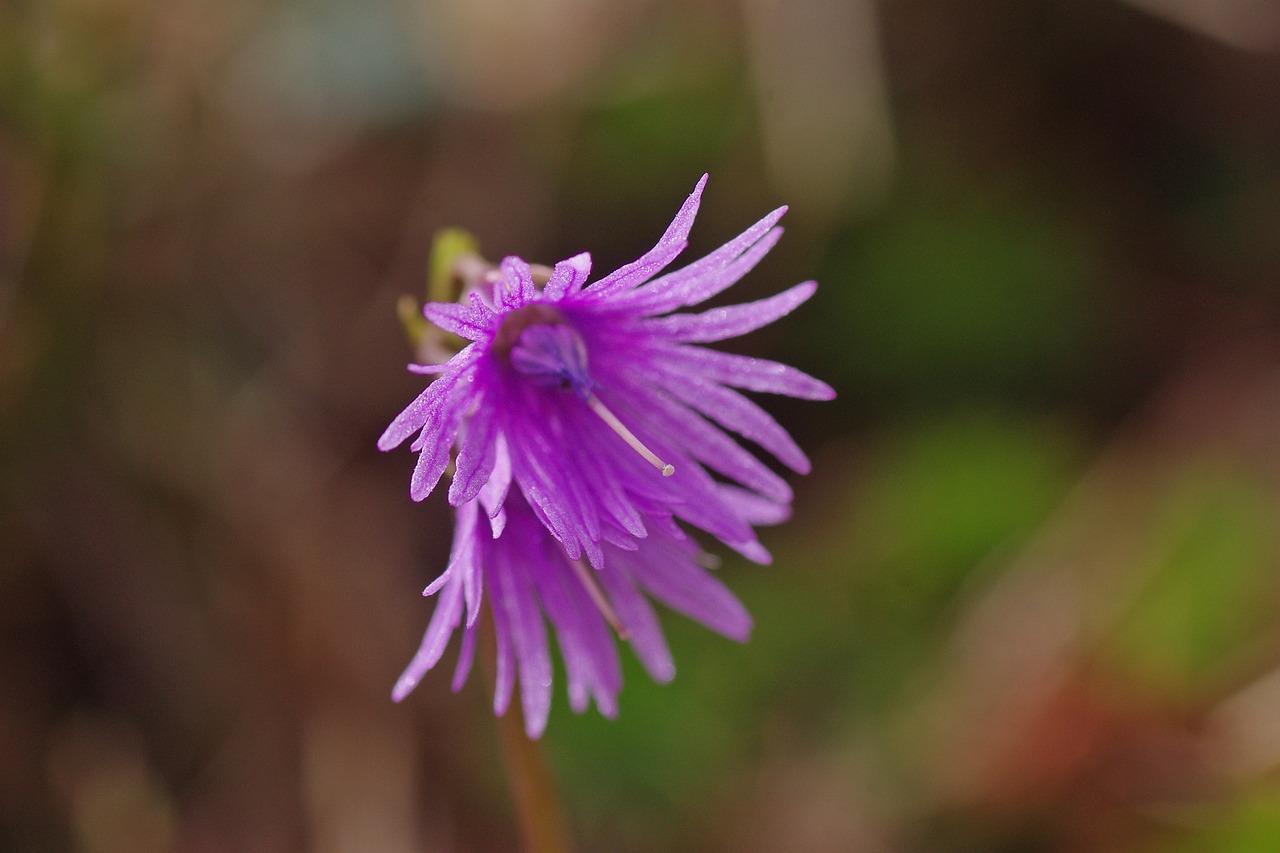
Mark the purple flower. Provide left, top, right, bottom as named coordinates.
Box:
left=380, top=175, right=832, bottom=735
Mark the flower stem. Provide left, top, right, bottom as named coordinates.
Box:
left=480, top=609, right=575, bottom=853
left=494, top=697, right=575, bottom=853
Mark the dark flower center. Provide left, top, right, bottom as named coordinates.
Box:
left=497, top=304, right=594, bottom=399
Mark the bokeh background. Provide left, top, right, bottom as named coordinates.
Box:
left=7, top=0, right=1280, bottom=850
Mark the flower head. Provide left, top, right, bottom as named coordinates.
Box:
left=381, top=175, right=832, bottom=735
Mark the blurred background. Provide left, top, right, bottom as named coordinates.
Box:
left=6, top=0, right=1280, bottom=850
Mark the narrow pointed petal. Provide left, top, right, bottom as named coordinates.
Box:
left=478, top=433, right=512, bottom=517
left=660, top=346, right=836, bottom=399
left=451, top=621, right=478, bottom=692
left=608, top=385, right=792, bottom=503
left=543, top=252, right=593, bottom=300
left=716, top=485, right=792, bottom=526
left=449, top=409, right=500, bottom=506
left=651, top=369, right=810, bottom=472
left=597, top=567, right=675, bottom=682
left=648, top=281, right=817, bottom=343
left=392, top=578, right=464, bottom=701
left=496, top=557, right=552, bottom=737
left=423, top=302, right=493, bottom=340
left=588, top=175, right=707, bottom=294
left=622, top=209, right=786, bottom=313
left=492, top=593, right=515, bottom=715
left=408, top=396, right=466, bottom=501
left=377, top=346, right=478, bottom=451
left=499, top=256, right=537, bottom=308
left=622, top=544, right=753, bottom=641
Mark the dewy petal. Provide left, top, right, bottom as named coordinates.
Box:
left=643, top=366, right=810, bottom=473
left=377, top=344, right=479, bottom=451
left=603, top=382, right=793, bottom=503
left=587, top=174, right=707, bottom=295
left=619, top=211, right=786, bottom=314
left=392, top=577, right=464, bottom=701
left=451, top=620, right=478, bottom=692
left=478, top=433, right=512, bottom=525
left=587, top=383, right=770, bottom=561
left=616, top=536, right=753, bottom=642
left=494, top=544, right=553, bottom=737
left=409, top=391, right=466, bottom=501
left=452, top=500, right=484, bottom=626
left=646, top=281, right=817, bottom=343
left=596, top=565, right=675, bottom=682
left=424, top=302, right=493, bottom=340
left=449, top=406, right=499, bottom=506
left=543, top=252, right=592, bottom=300
left=659, top=345, right=836, bottom=399
left=499, top=256, right=536, bottom=308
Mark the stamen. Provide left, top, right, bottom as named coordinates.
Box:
left=586, top=395, right=676, bottom=477
left=569, top=558, right=630, bottom=640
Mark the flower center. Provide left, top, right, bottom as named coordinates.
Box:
left=506, top=315, right=675, bottom=478
left=511, top=323, right=595, bottom=400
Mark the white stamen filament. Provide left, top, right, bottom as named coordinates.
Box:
left=569, top=558, right=630, bottom=640
left=585, top=395, right=675, bottom=477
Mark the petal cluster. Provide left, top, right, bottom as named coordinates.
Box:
left=381, top=175, right=832, bottom=735
left=392, top=491, right=751, bottom=736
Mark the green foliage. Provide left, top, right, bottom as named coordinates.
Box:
left=1157, top=789, right=1280, bottom=853
left=1106, top=467, right=1278, bottom=696
left=549, top=410, right=1080, bottom=844
left=817, top=164, right=1102, bottom=404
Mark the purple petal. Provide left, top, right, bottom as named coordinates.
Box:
left=494, top=549, right=553, bottom=738
left=451, top=620, right=478, bottom=692
left=604, top=384, right=792, bottom=503
left=499, top=256, right=536, bottom=308
left=647, top=281, right=817, bottom=343
left=587, top=175, right=707, bottom=295
left=543, top=252, right=592, bottom=300
left=422, top=567, right=451, bottom=597
left=492, top=589, right=514, bottom=715
left=424, top=302, right=492, bottom=340
left=479, top=433, right=512, bottom=523
left=620, top=540, right=753, bottom=641
left=647, top=368, right=809, bottom=473
left=659, top=345, right=836, bottom=399
left=564, top=405, right=649, bottom=537
left=449, top=409, right=500, bottom=506
left=584, top=384, right=768, bottom=559
left=489, top=506, right=507, bottom=539
left=533, top=556, right=621, bottom=716
left=502, top=389, right=607, bottom=563
left=716, top=485, right=792, bottom=526
left=408, top=394, right=466, bottom=501
left=377, top=345, right=478, bottom=451
left=597, top=564, right=675, bottom=682
left=621, top=210, right=786, bottom=314
left=392, top=577, right=464, bottom=701
left=452, top=501, right=484, bottom=626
